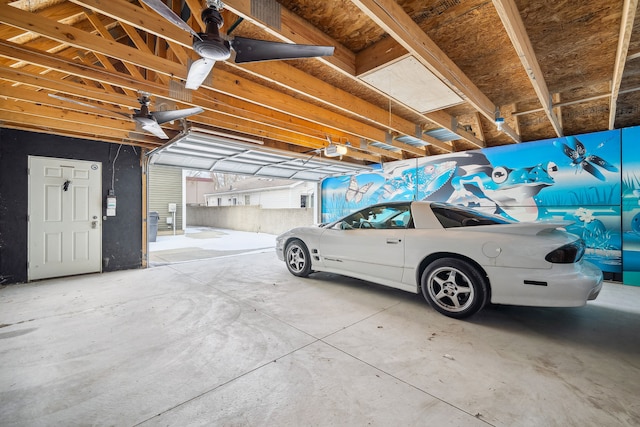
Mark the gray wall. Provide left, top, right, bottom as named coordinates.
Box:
left=148, top=164, right=183, bottom=234
left=188, top=206, right=314, bottom=234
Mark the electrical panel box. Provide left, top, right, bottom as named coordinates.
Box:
left=168, top=203, right=176, bottom=212
left=106, top=195, right=117, bottom=217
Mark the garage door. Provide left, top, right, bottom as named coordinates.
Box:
left=148, top=129, right=370, bottom=181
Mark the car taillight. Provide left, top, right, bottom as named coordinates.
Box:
left=545, top=240, right=585, bottom=264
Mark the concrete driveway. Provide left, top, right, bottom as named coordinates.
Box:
left=149, top=227, right=277, bottom=265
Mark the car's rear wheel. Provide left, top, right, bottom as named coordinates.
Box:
left=285, top=239, right=312, bottom=277
left=421, top=258, right=487, bottom=319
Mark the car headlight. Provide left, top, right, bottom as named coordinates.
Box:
left=545, top=239, right=585, bottom=263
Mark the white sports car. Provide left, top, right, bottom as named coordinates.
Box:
left=276, top=201, right=603, bottom=319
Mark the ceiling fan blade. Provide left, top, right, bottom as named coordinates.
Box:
left=134, top=117, right=169, bottom=139
left=152, top=107, right=204, bottom=124
left=48, top=94, right=131, bottom=119
left=140, top=0, right=202, bottom=41
left=185, top=58, right=216, bottom=90
left=230, top=37, right=335, bottom=64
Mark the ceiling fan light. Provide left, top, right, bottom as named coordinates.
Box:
left=193, top=37, right=231, bottom=61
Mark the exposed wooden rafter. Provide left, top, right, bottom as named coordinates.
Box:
left=0, top=0, right=637, bottom=164
left=609, top=0, right=638, bottom=129
left=493, top=0, right=563, bottom=138
left=350, top=0, right=521, bottom=143
left=220, top=0, right=477, bottom=147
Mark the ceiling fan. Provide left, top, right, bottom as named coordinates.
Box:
left=141, top=0, right=335, bottom=90
left=50, top=92, right=204, bottom=139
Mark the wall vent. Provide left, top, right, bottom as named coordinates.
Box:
left=251, top=0, right=281, bottom=31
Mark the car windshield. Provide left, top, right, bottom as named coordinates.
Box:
left=336, top=204, right=412, bottom=229
left=430, top=203, right=513, bottom=228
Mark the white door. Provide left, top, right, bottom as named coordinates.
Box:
left=28, top=156, right=102, bottom=281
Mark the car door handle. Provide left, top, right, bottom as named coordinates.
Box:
left=386, top=238, right=401, bottom=244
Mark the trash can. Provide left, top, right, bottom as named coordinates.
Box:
left=148, top=211, right=159, bottom=242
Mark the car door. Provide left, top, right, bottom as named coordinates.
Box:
left=318, top=204, right=410, bottom=285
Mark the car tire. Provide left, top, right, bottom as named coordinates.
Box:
left=285, top=239, right=312, bottom=277
left=421, top=258, right=487, bottom=319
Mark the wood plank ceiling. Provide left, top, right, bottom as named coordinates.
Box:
left=0, top=0, right=638, bottom=166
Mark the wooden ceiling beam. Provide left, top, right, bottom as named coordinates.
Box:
left=0, top=97, right=135, bottom=131
left=356, top=37, right=409, bottom=77
left=0, top=45, right=382, bottom=162
left=0, top=9, right=403, bottom=159
left=0, top=107, right=150, bottom=142
left=0, top=83, right=128, bottom=119
left=207, top=67, right=401, bottom=147
left=415, top=133, right=449, bottom=152
left=238, top=61, right=451, bottom=153
left=221, top=0, right=475, bottom=148
left=361, top=143, right=404, bottom=160
left=0, top=80, right=341, bottom=155
left=68, top=0, right=193, bottom=49
left=191, top=113, right=329, bottom=151
left=0, top=65, right=137, bottom=108
left=0, top=120, right=160, bottom=148
left=609, top=0, right=638, bottom=129
left=342, top=147, right=381, bottom=163
left=350, top=0, right=521, bottom=143
left=185, top=89, right=360, bottom=147
left=118, top=21, right=170, bottom=85
left=182, top=0, right=206, bottom=31
left=0, top=4, right=186, bottom=79
left=0, top=53, right=353, bottom=150
left=0, top=2, right=86, bottom=42
left=0, top=68, right=331, bottom=157
left=0, top=15, right=128, bottom=74
left=472, top=112, right=486, bottom=144
left=83, top=11, right=146, bottom=81
left=387, top=138, right=426, bottom=157
left=0, top=120, right=158, bottom=150
left=24, top=0, right=454, bottom=155
left=492, top=0, right=563, bottom=137
left=423, top=109, right=484, bottom=148
left=59, top=1, right=373, bottom=142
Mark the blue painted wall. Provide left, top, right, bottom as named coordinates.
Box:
left=622, top=126, right=640, bottom=285
left=321, top=127, right=640, bottom=285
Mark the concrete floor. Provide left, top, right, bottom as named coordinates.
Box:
left=1, top=229, right=640, bottom=426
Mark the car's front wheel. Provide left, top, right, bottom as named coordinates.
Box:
left=421, top=258, right=487, bottom=319
left=285, top=239, right=312, bottom=277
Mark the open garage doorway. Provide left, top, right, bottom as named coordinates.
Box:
left=147, top=134, right=370, bottom=265
left=145, top=133, right=370, bottom=265
left=147, top=168, right=316, bottom=266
